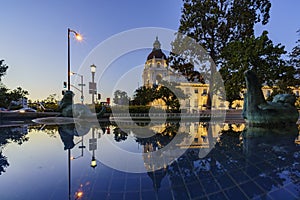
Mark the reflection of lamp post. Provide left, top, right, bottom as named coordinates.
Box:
left=70, top=136, right=86, bottom=160
left=91, top=156, right=97, bottom=168
left=68, top=28, right=82, bottom=91
left=89, top=128, right=97, bottom=168
left=90, top=64, right=97, bottom=105
left=71, top=72, right=85, bottom=104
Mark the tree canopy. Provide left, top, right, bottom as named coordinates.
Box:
left=289, top=29, right=300, bottom=81
left=174, top=0, right=271, bottom=66
left=169, top=0, right=299, bottom=107
left=219, top=31, right=295, bottom=106
left=0, top=59, right=30, bottom=108
left=113, top=90, right=130, bottom=105
left=0, top=60, right=8, bottom=81
left=133, top=81, right=187, bottom=112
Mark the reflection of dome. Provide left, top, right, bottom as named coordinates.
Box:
left=147, top=36, right=166, bottom=61
left=147, top=167, right=167, bottom=190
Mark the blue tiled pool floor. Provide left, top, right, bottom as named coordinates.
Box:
left=0, top=124, right=299, bottom=200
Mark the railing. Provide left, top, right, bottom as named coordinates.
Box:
left=110, top=112, right=225, bottom=120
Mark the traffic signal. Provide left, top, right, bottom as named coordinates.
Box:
left=98, top=93, right=101, bottom=100
left=63, top=81, right=67, bottom=88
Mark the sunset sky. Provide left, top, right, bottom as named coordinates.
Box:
left=0, top=0, right=299, bottom=103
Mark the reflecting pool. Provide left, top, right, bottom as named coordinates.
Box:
left=0, top=121, right=299, bottom=200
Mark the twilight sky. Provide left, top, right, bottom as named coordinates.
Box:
left=0, top=0, right=299, bottom=103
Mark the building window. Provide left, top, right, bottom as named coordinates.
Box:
left=296, top=91, right=299, bottom=97
left=194, top=99, right=198, bottom=107
left=202, top=89, right=207, bottom=96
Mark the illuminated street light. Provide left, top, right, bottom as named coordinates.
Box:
left=89, top=64, right=97, bottom=105
left=67, top=28, right=82, bottom=91
left=90, top=156, right=97, bottom=168
left=89, top=128, right=97, bottom=169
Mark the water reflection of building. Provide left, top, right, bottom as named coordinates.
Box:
left=136, top=122, right=231, bottom=190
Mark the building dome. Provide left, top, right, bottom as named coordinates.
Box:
left=147, top=37, right=166, bottom=61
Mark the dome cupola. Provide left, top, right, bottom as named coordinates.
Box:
left=147, top=36, right=166, bottom=61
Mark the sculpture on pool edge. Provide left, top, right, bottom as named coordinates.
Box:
left=242, top=70, right=299, bottom=126
left=59, top=90, right=106, bottom=119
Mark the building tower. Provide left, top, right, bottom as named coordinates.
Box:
left=142, top=37, right=169, bottom=87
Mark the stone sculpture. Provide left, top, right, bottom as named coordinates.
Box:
left=242, top=70, right=299, bottom=126
left=59, top=90, right=106, bottom=119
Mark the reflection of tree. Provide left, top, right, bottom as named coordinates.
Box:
left=29, top=125, right=58, bottom=138
left=241, top=126, right=300, bottom=197
left=135, top=122, right=192, bottom=190
left=0, top=151, right=9, bottom=175
left=165, top=124, right=300, bottom=199
left=113, top=127, right=128, bottom=142
left=0, top=126, right=29, bottom=146
left=135, top=122, right=180, bottom=149
left=0, top=126, right=29, bottom=175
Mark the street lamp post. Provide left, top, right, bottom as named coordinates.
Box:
left=90, top=64, right=97, bottom=105
left=71, top=72, right=85, bottom=104
left=67, top=28, right=82, bottom=91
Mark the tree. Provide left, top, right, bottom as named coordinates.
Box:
left=8, top=87, right=29, bottom=101
left=133, top=82, right=187, bottom=112
left=169, top=0, right=271, bottom=108
left=132, top=86, right=156, bottom=105
left=289, top=29, right=300, bottom=81
left=0, top=60, right=8, bottom=81
left=219, top=31, right=292, bottom=107
left=156, top=81, right=187, bottom=112
left=177, top=0, right=271, bottom=65
left=113, top=90, right=130, bottom=105
left=0, top=86, right=9, bottom=108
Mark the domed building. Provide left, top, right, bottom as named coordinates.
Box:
left=142, top=37, right=300, bottom=111
left=142, top=37, right=212, bottom=112
left=142, top=37, right=170, bottom=87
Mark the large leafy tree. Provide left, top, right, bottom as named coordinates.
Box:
left=289, top=29, right=300, bottom=81
left=176, top=0, right=271, bottom=65
left=169, top=0, right=271, bottom=108
left=219, top=31, right=293, bottom=107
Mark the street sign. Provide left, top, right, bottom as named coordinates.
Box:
left=89, top=138, right=97, bottom=151
left=89, top=82, right=96, bottom=90
left=89, top=90, right=97, bottom=94
left=78, top=84, right=86, bottom=86
left=89, top=82, right=97, bottom=94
